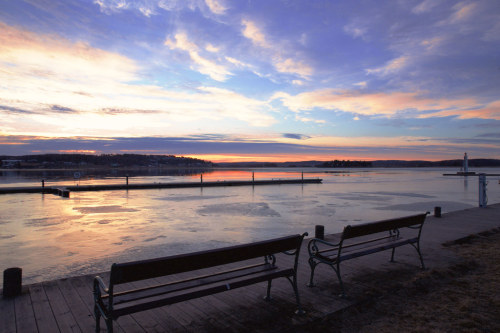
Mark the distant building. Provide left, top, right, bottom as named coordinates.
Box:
left=1, top=160, right=22, bottom=168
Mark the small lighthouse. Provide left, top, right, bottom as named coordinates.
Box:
left=463, top=152, right=468, bottom=173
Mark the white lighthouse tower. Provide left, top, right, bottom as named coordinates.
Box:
left=463, top=152, right=468, bottom=173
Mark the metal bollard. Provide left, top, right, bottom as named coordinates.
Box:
left=434, top=206, right=441, bottom=218
left=3, top=267, right=22, bottom=298
left=315, top=225, right=325, bottom=240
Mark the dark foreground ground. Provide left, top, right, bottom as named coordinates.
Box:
left=292, top=228, right=500, bottom=332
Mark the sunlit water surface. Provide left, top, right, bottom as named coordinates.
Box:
left=1, top=167, right=499, bottom=285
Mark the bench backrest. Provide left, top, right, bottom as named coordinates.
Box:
left=110, top=234, right=304, bottom=285
left=342, top=213, right=428, bottom=240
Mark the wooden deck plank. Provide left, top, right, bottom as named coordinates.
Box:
left=14, top=291, right=38, bottom=333
left=194, top=295, right=251, bottom=333
left=43, top=280, right=82, bottom=333
left=29, top=283, right=60, bottom=333
left=57, top=278, right=105, bottom=332
left=0, top=296, right=16, bottom=333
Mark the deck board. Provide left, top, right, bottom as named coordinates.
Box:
left=1, top=203, right=500, bottom=332
left=43, top=280, right=82, bottom=333
left=57, top=278, right=102, bottom=332
left=29, top=283, right=60, bottom=333
left=14, top=291, right=38, bottom=333
left=0, top=296, right=16, bottom=333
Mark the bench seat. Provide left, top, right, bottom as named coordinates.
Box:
left=315, top=235, right=419, bottom=263
left=107, top=263, right=294, bottom=318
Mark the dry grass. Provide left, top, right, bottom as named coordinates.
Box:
left=291, top=229, right=500, bottom=332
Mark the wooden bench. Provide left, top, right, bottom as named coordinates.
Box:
left=94, top=233, right=308, bottom=332
left=307, top=213, right=429, bottom=296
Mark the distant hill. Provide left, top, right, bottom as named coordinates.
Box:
left=215, top=159, right=500, bottom=168
left=371, top=159, right=500, bottom=168
left=3, top=154, right=500, bottom=169
left=0, top=154, right=213, bottom=169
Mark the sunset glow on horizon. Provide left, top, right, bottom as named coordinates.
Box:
left=1, top=0, right=500, bottom=162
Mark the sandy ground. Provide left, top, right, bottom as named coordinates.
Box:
left=290, top=228, right=500, bottom=332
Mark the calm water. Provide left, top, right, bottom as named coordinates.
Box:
left=1, top=167, right=500, bottom=285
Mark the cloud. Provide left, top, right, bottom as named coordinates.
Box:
left=282, top=133, right=309, bottom=140
left=0, top=104, right=36, bottom=115
left=165, top=32, right=232, bottom=81
left=274, top=58, right=313, bottom=78
left=272, top=89, right=494, bottom=119
left=205, top=0, right=227, bottom=15
left=476, top=132, right=500, bottom=138
left=205, top=43, right=220, bottom=53
left=240, top=19, right=313, bottom=79
left=0, top=23, right=276, bottom=138
left=294, top=115, right=326, bottom=124
left=241, top=19, right=270, bottom=49
left=420, top=100, right=500, bottom=120
left=50, top=105, right=78, bottom=113
left=343, top=21, right=368, bottom=39
left=94, top=0, right=159, bottom=16
left=447, top=1, right=478, bottom=24
left=225, top=56, right=253, bottom=69
left=412, top=0, right=440, bottom=14
left=366, top=56, right=409, bottom=77
left=0, top=22, right=139, bottom=84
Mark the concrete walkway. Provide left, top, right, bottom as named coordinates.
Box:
left=1, top=203, right=499, bottom=332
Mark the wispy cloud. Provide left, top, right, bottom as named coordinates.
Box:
left=272, top=89, right=494, bottom=119
left=0, top=23, right=275, bottom=138
left=205, top=0, right=227, bottom=15
left=366, top=56, right=409, bottom=77
left=165, top=31, right=232, bottom=81
left=240, top=18, right=312, bottom=79
left=241, top=19, right=270, bottom=48
left=420, top=101, right=500, bottom=120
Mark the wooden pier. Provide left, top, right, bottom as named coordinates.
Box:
left=0, top=178, right=322, bottom=196
left=1, top=203, right=499, bottom=332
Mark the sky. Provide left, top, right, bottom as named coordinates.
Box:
left=1, top=0, right=500, bottom=162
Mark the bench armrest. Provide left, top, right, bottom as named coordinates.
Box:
left=94, top=275, right=109, bottom=295
left=308, top=237, right=341, bottom=256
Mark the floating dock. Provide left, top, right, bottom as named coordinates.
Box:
left=0, top=178, right=322, bottom=196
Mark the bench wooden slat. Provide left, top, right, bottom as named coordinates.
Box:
left=112, top=267, right=295, bottom=318
left=111, top=262, right=277, bottom=305
left=111, top=234, right=301, bottom=285
left=316, top=237, right=418, bottom=263
left=343, top=213, right=427, bottom=239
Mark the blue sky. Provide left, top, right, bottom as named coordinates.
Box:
left=1, top=0, right=499, bottom=162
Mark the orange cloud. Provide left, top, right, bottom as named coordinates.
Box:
left=420, top=100, right=500, bottom=120
left=272, top=89, right=492, bottom=119
left=58, top=150, right=97, bottom=154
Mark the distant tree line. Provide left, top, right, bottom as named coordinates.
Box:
left=0, top=154, right=213, bottom=169
left=319, top=160, right=372, bottom=168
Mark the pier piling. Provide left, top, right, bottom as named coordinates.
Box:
left=434, top=206, right=442, bottom=217
left=315, top=225, right=325, bottom=239
left=3, top=267, right=22, bottom=298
